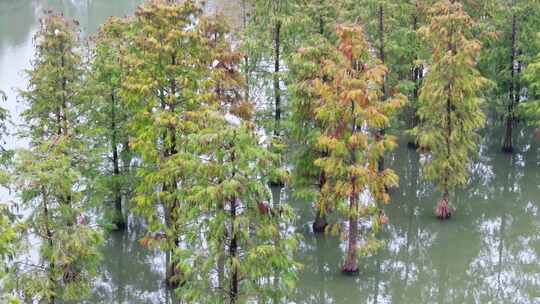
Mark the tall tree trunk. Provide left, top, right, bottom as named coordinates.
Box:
left=313, top=169, right=328, bottom=233
left=158, top=84, right=181, bottom=287
left=273, top=19, right=282, bottom=136
left=59, top=44, right=68, bottom=137
left=312, top=208, right=328, bottom=233
left=229, top=199, right=238, bottom=303
left=163, top=57, right=183, bottom=286
left=242, top=0, right=250, bottom=103
left=503, top=11, right=518, bottom=153
left=378, top=4, right=386, bottom=80
left=343, top=102, right=359, bottom=274
left=436, top=94, right=453, bottom=220
left=377, top=3, right=387, bottom=172
left=408, top=10, right=422, bottom=148
left=436, top=25, right=456, bottom=220
left=111, top=92, right=125, bottom=230
left=228, top=143, right=239, bottom=303
left=342, top=189, right=359, bottom=274
left=313, top=1, right=329, bottom=230
left=43, top=190, right=56, bottom=304
left=59, top=45, right=73, bottom=219
left=318, top=0, right=324, bottom=36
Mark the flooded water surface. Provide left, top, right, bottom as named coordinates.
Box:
left=1, top=1, right=539, bottom=303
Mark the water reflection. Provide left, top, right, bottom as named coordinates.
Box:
left=293, top=124, right=539, bottom=304
left=91, top=218, right=169, bottom=304
left=79, top=125, right=539, bottom=304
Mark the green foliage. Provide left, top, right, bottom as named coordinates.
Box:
left=4, top=0, right=540, bottom=300
left=85, top=16, right=136, bottom=229
left=11, top=139, right=104, bottom=302
left=121, top=2, right=298, bottom=302
left=8, top=12, right=103, bottom=303
left=344, top=0, right=432, bottom=131
left=309, top=25, right=405, bottom=266
left=120, top=1, right=209, bottom=285
left=413, top=1, right=487, bottom=196
left=0, top=203, right=17, bottom=295
left=0, top=82, right=16, bottom=304
left=477, top=0, right=540, bottom=116
left=523, top=33, right=540, bottom=126
left=172, top=16, right=298, bottom=302
left=243, top=0, right=299, bottom=134
left=19, top=14, right=83, bottom=141
left=293, top=0, right=342, bottom=41
left=177, top=119, right=299, bottom=302
left=288, top=37, right=337, bottom=201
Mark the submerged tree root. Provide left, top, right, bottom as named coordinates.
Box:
left=407, top=141, right=419, bottom=150
left=312, top=212, right=328, bottom=234
left=501, top=145, right=514, bottom=154
left=341, top=258, right=359, bottom=275
left=166, top=265, right=184, bottom=288
left=435, top=195, right=453, bottom=220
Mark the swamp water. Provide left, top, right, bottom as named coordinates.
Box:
left=1, top=1, right=539, bottom=303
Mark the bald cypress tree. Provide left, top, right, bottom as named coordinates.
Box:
left=311, top=25, right=404, bottom=273
left=11, top=13, right=103, bottom=303
left=120, top=0, right=208, bottom=287
left=289, top=39, right=336, bottom=233
left=414, top=0, right=487, bottom=219
left=171, top=15, right=297, bottom=303
left=288, top=0, right=342, bottom=233
left=86, top=17, right=134, bottom=230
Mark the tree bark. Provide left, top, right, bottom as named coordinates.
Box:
left=229, top=197, right=239, bottom=304
left=43, top=190, right=56, bottom=304
left=503, top=11, right=517, bottom=153
left=342, top=191, right=359, bottom=274
left=377, top=3, right=387, bottom=172
left=436, top=93, right=453, bottom=220
left=313, top=169, right=328, bottom=233
left=318, top=0, right=324, bottom=36
left=273, top=19, right=282, bottom=136
left=242, top=0, right=250, bottom=103
left=58, top=43, right=73, bottom=215
left=111, top=92, right=125, bottom=230
left=408, top=10, right=422, bottom=148
left=435, top=20, right=456, bottom=220
left=378, top=4, right=386, bottom=77
left=228, top=142, right=239, bottom=304
left=312, top=210, right=328, bottom=233
left=59, top=42, right=68, bottom=137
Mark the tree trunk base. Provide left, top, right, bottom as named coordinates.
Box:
left=269, top=180, right=285, bottom=188
left=312, top=215, right=328, bottom=234
left=407, top=141, right=419, bottom=150
left=112, top=217, right=126, bottom=231
left=435, top=196, right=452, bottom=220
left=501, top=145, right=514, bottom=154
left=166, top=265, right=183, bottom=289
left=341, top=258, right=359, bottom=274
left=166, top=277, right=181, bottom=289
